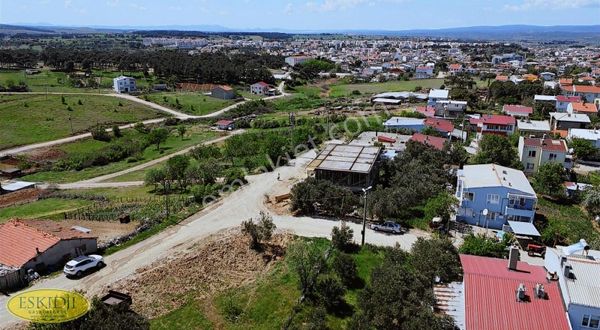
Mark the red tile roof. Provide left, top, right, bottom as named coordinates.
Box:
left=377, top=135, right=396, bottom=143
left=424, top=118, right=454, bottom=133
left=216, top=120, right=234, bottom=126
left=523, top=138, right=568, bottom=152
left=461, top=254, right=570, bottom=330
left=555, top=95, right=581, bottom=103
left=449, top=64, right=462, bottom=70
left=254, top=81, right=269, bottom=87
left=559, top=78, right=573, bottom=86
left=410, top=133, right=446, bottom=150
left=215, top=85, right=233, bottom=91
left=476, top=114, right=516, bottom=126
left=0, top=220, right=60, bottom=268
left=562, top=84, right=600, bottom=94
left=503, top=104, right=533, bottom=115
left=495, top=75, right=509, bottom=81
left=415, top=106, right=435, bottom=117
left=571, top=102, right=598, bottom=114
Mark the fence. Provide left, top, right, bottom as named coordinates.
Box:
left=0, top=268, right=26, bottom=293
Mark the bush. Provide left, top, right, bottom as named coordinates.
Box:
left=190, top=184, right=218, bottom=204
left=223, top=168, right=247, bottom=185
left=112, top=125, right=122, bottom=138
left=331, top=222, right=356, bottom=253
left=332, top=252, right=361, bottom=288
left=316, top=275, right=346, bottom=309
left=459, top=233, right=511, bottom=258
left=241, top=211, right=276, bottom=250
left=134, top=122, right=148, bottom=134
left=90, top=126, right=111, bottom=142
left=164, top=117, right=180, bottom=126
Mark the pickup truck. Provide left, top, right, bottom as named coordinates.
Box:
left=370, top=221, right=403, bottom=234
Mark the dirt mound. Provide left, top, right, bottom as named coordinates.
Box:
left=25, top=148, right=67, bottom=162
left=0, top=188, right=43, bottom=208
left=108, top=229, right=291, bottom=318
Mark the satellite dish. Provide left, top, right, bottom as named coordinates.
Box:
left=482, top=209, right=489, bottom=216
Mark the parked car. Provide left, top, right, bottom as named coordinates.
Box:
left=370, top=221, right=403, bottom=234
left=64, top=255, right=105, bottom=278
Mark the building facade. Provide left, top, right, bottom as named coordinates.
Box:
left=113, top=76, right=137, bottom=93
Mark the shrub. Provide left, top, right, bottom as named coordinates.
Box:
left=241, top=211, right=276, bottom=250
left=332, top=252, right=360, bottom=288
left=331, top=222, right=356, bottom=253
left=112, top=125, right=122, bottom=138
left=316, top=275, right=346, bottom=309
left=134, top=122, right=148, bottom=134
left=459, top=233, right=511, bottom=258
left=78, top=99, right=83, bottom=105
left=223, top=168, right=247, bottom=185
left=90, top=126, right=111, bottom=142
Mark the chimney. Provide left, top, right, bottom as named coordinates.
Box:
left=508, top=246, right=519, bottom=270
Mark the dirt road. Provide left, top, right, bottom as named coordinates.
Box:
left=0, top=149, right=426, bottom=327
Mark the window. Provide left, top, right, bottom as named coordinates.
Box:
left=526, top=163, right=535, bottom=170
left=549, top=153, right=557, bottom=161
left=528, top=150, right=536, bottom=158
left=464, top=192, right=474, bottom=201
left=485, top=212, right=498, bottom=221
left=582, top=314, right=600, bottom=328
left=486, top=194, right=500, bottom=204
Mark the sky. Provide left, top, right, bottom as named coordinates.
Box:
left=1, top=0, right=600, bottom=31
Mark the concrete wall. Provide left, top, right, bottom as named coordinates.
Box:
left=23, top=238, right=97, bottom=273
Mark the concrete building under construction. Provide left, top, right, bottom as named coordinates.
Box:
left=307, top=144, right=382, bottom=191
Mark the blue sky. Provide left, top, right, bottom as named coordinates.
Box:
left=2, top=0, right=599, bottom=30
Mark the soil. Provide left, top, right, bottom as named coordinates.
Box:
left=0, top=188, right=43, bottom=208
left=24, top=148, right=67, bottom=162
left=107, top=229, right=291, bottom=319
left=57, top=219, right=140, bottom=244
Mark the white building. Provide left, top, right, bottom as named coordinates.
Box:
left=568, top=129, right=600, bottom=149
left=113, top=76, right=137, bottom=93
left=428, top=89, right=449, bottom=106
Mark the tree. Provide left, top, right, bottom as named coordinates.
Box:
left=90, top=126, right=111, bottom=142
left=332, top=252, right=360, bottom=288
left=165, top=155, right=190, bottom=190
left=177, top=125, right=187, bottom=140
left=331, top=222, right=356, bottom=253
left=459, top=233, right=511, bottom=258
left=410, top=238, right=462, bottom=284
left=316, top=275, right=346, bottom=310
left=424, top=192, right=458, bottom=226
left=286, top=240, right=325, bottom=299
left=472, top=134, right=521, bottom=168
left=147, top=128, right=169, bottom=151
left=144, top=167, right=167, bottom=191
left=533, top=162, right=566, bottom=198
left=241, top=211, right=276, bottom=250
left=112, top=125, right=122, bottom=138
left=570, top=138, right=596, bottom=161
left=583, top=186, right=600, bottom=216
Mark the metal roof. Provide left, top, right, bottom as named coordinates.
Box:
left=507, top=221, right=540, bottom=237
left=459, top=164, right=536, bottom=196
left=429, top=89, right=449, bottom=99
left=309, top=144, right=381, bottom=174
left=1, top=181, right=35, bottom=192
left=517, top=119, right=551, bottom=132
left=550, top=112, right=591, bottom=123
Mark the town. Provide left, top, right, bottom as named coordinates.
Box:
left=0, top=2, right=600, bottom=330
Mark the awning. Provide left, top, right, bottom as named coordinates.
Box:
left=507, top=221, right=540, bottom=237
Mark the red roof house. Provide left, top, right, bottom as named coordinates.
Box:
left=461, top=254, right=570, bottom=330
left=424, top=118, right=454, bottom=134
left=503, top=104, right=533, bottom=117
left=410, top=133, right=447, bottom=150
left=415, top=105, right=435, bottom=118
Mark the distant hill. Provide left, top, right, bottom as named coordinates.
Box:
left=2, top=23, right=599, bottom=41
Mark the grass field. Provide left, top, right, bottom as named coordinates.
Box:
left=0, top=198, right=93, bottom=222
left=22, top=129, right=218, bottom=183
left=144, top=92, right=236, bottom=116
left=150, top=238, right=386, bottom=329
left=0, top=69, right=151, bottom=93
left=0, top=94, right=165, bottom=150
left=329, top=79, right=445, bottom=97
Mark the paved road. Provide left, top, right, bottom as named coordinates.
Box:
left=0, top=82, right=288, bottom=158
left=0, top=149, right=425, bottom=327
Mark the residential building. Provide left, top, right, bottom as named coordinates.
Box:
left=0, top=220, right=97, bottom=291
left=414, top=105, right=435, bottom=118
left=307, top=144, right=382, bottom=191
left=448, top=63, right=463, bottom=75
left=491, top=53, right=524, bottom=65
left=410, top=133, right=447, bottom=151
left=424, top=117, right=454, bottom=137
left=568, top=102, right=598, bottom=116
left=545, top=243, right=600, bottom=330
left=215, top=119, right=235, bottom=130
left=456, top=254, right=569, bottom=330
left=285, top=55, right=312, bottom=67
left=455, top=164, right=537, bottom=228
left=517, top=119, right=551, bottom=137
left=112, top=76, right=137, bottom=93
left=567, top=129, right=600, bottom=149
left=556, top=95, right=581, bottom=112
left=250, top=81, right=271, bottom=95
left=434, top=100, right=468, bottom=118
left=503, top=104, right=533, bottom=118
left=562, top=85, right=600, bottom=103
left=415, top=66, right=434, bottom=79
left=540, top=71, right=557, bottom=81
left=383, top=117, right=425, bottom=132
left=428, top=89, right=449, bottom=106
left=518, top=137, right=571, bottom=173
left=211, top=85, right=235, bottom=100
left=471, top=115, right=516, bottom=139
left=549, top=112, right=590, bottom=137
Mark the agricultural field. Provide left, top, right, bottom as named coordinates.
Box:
left=21, top=128, right=218, bottom=183
left=0, top=198, right=93, bottom=222
left=0, top=94, right=165, bottom=150
left=329, top=79, right=445, bottom=97
left=144, top=92, right=236, bottom=116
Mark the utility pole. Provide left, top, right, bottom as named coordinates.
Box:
left=361, top=186, right=372, bottom=246
left=68, top=116, right=74, bottom=135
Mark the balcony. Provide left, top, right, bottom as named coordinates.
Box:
left=505, top=206, right=535, bottom=219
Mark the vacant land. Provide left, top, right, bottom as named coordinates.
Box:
left=0, top=94, right=164, bottom=150
left=329, top=78, right=445, bottom=97
left=537, top=198, right=600, bottom=247
left=0, top=198, right=93, bottom=222
left=144, top=92, right=236, bottom=115
left=22, top=128, right=218, bottom=183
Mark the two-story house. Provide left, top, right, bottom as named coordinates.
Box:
left=545, top=243, right=600, bottom=330
left=549, top=112, right=591, bottom=137
left=415, top=66, right=434, bottom=79
left=427, top=89, right=449, bottom=106
left=433, top=100, right=467, bottom=118
left=250, top=81, right=270, bottom=95
left=568, top=102, right=598, bottom=117
left=556, top=95, right=581, bottom=112
left=518, top=136, right=571, bottom=173
left=471, top=115, right=516, bottom=140
left=455, top=164, right=537, bottom=229
left=568, top=129, right=600, bottom=149
left=562, top=85, right=600, bottom=103
left=448, top=63, right=463, bottom=75
left=516, top=119, right=551, bottom=137
left=113, top=76, right=137, bottom=93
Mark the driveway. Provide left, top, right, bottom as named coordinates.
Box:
left=0, top=148, right=425, bottom=327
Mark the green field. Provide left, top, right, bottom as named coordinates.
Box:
left=0, top=198, right=93, bottom=222
left=22, top=129, right=218, bottom=183
left=0, top=94, right=165, bottom=150
left=150, top=239, right=386, bottom=329
left=0, top=69, right=152, bottom=93
left=144, top=92, right=236, bottom=116
left=329, top=79, right=446, bottom=97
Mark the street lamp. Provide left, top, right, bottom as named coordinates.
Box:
left=361, top=186, right=372, bottom=246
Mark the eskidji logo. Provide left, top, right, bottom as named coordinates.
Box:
left=7, top=289, right=89, bottom=323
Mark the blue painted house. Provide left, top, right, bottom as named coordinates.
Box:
left=383, top=117, right=425, bottom=132
left=455, top=164, right=537, bottom=229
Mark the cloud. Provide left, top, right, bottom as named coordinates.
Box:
left=306, top=0, right=403, bottom=12
left=504, top=0, right=600, bottom=11
left=64, top=0, right=72, bottom=8
left=284, top=3, right=293, bottom=15
left=128, top=3, right=147, bottom=11
left=106, top=0, right=120, bottom=7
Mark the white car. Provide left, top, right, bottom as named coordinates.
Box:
left=63, top=255, right=105, bottom=278
left=370, top=221, right=403, bottom=234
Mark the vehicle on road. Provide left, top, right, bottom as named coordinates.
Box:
left=370, top=221, right=403, bottom=234
left=64, top=255, right=105, bottom=278
left=527, top=243, right=546, bottom=258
